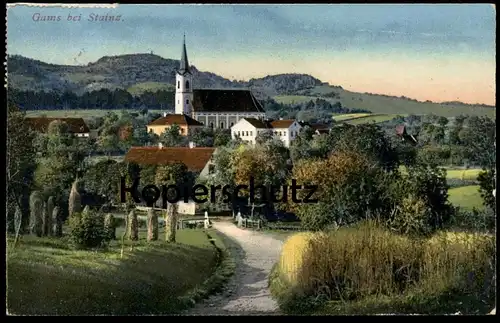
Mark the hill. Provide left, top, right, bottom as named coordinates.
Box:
left=6, top=54, right=495, bottom=117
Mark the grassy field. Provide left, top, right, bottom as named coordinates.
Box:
left=274, top=85, right=495, bottom=118
left=332, top=113, right=372, bottom=121
left=448, top=185, right=485, bottom=211
left=25, top=109, right=164, bottom=119
left=446, top=169, right=482, bottom=181
left=7, top=226, right=224, bottom=315
left=127, top=82, right=175, bottom=96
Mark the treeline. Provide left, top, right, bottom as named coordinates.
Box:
left=7, top=88, right=175, bottom=111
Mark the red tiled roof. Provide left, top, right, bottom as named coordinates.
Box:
left=269, top=120, right=296, bottom=128
left=192, top=89, right=265, bottom=113
left=124, top=146, right=215, bottom=172
left=148, top=114, right=204, bottom=126
left=26, top=117, right=90, bottom=133
left=395, top=125, right=406, bottom=136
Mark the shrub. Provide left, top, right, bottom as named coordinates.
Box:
left=29, top=191, right=44, bottom=237
left=104, top=213, right=116, bottom=240
left=68, top=179, right=82, bottom=218
left=46, top=196, right=55, bottom=236
left=271, top=221, right=496, bottom=313
left=52, top=206, right=63, bottom=237
left=386, top=195, right=433, bottom=236
left=68, top=208, right=108, bottom=249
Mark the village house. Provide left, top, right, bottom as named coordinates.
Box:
left=230, top=118, right=302, bottom=147
left=147, top=113, right=204, bottom=136
left=26, top=117, right=90, bottom=138
left=170, top=36, right=266, bottom=129
left=124, top=144, right=217, bottom=215
left=396, top=125, right=418, bottom=145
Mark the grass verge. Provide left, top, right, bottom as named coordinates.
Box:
left=448, top=185, right=484, bottom=211
left=6, top=226, right=232, bottom=315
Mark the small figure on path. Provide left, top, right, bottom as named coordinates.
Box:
left=204, top=210, right=211, bottom=229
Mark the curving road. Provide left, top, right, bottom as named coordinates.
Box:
left=186, top=221, right=284, bottom=315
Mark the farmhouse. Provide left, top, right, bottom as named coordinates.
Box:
left=147, top=113, right=204, bottom=136
left=231, top=118, right=302, bottom=147
left=26, top=117, right=90, bottom=138
left=171, top=36, right=266, bottom=129
left=124, top=145, right=216, bottom=178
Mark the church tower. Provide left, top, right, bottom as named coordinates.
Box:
left=175, top=35, right=194, bottom=115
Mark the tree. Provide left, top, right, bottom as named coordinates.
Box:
left=459, top=116, right=496, bottom=169
left=478, top=170, right=495, bottom=213
left=289, top=150, right=392, bottom=231
left=33, top=120, right=83, bottom=204
left=159, top=124, right=186, bottom=147
left=190, top=127, right=214, bottom=147
left=327, top=123, right=400, bottom=171
left=7, top=103, right=37, bottom=233
left=290, top=126, right=316, bottom=163
left=83, top=159, right=120, bottom=203
left=213, top=129, right=231, bottom=147
left=155, top=163, right=189, bottom=203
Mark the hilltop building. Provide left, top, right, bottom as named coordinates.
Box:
left=170, top=35, right=266, bottom=129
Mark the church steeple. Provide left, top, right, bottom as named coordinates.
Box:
left=178, top=33, right=191, bottom=75
left=175, top=34, right=193, bottom=115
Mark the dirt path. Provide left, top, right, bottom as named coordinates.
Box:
left=186, top=221, right=284, bottom=315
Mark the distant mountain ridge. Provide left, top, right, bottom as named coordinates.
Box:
left=6, top=54, right=325, bottom=99
left=6, top=54, right=495, bottom=111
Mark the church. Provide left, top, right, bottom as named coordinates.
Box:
left=171, top=36, right=266, bottom=129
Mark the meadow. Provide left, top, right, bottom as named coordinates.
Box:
left=274, top=85, right=496, bottom=118
left=7, top=225, right=229, bottom=315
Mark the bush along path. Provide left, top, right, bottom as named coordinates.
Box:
left=186, top=221, right=285, bottom=315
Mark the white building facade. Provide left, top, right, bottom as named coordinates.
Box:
left=231, top=118, right=302, bottom=148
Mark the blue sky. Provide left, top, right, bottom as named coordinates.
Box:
left=6, top=4, right=496, bottom=104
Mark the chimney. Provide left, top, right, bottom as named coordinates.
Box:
left=158, top=142, right=163, bottom=149
left=189, top=141, right=196, bottom=148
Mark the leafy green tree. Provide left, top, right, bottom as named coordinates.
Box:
left=289, top=126, right=316, bottom=163
left=155, top=163, right=189, bottom=202
left=477, top=170, right=495, bottom=213
left=7, top=103, right=37, bottom=233
left=159, top=124, right=186, bottom=147
left=327, top=123, right=399, bottom=171
left=190, top=127, right=214, bottom=147
left=213, top=129, right=231, bottom=147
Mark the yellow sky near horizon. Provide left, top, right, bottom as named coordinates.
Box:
left=194, top=53, right=496, bottom=106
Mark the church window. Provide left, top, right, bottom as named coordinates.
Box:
left=185, top=80, right=190, bottom=90
left=177, top=81, right=180, bottom=89
left=186, top=99, right=189, bottom=104
left=220, top=122, right=224, bottom=129
left=210, top=122, right=214, bottom=129
left=284, top=131, right=287, bottom=136
left=246, top=131, right=249, bottom=136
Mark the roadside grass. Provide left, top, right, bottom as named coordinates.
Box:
left=269, top=221, right=495, bottom=315
left=7, top=226, right=227, bottom=315
left=448, top=185, right=485, bottom=211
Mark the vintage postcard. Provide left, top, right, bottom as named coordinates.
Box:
left=6, top=3, right=496, bottom=316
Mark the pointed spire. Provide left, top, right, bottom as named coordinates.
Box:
left=179, top=33, right=191, bottom=75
